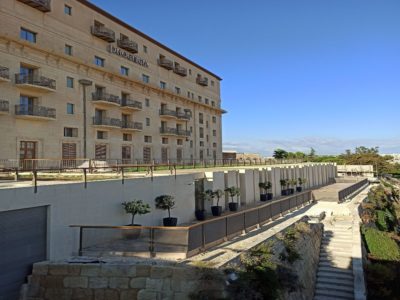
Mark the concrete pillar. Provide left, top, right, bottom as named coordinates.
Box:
left=239, top=169, right=257, bottom=206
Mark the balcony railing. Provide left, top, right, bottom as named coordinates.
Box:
left=176, top=111, right=191, bottom=121
left=121, top=98, right=142, bottom=110
left=158, top=57, right=173, bottom=70
left=0, top=100, right=9, bottom=113
left=196, top=76, right=208, bottom=86
left=173, top=65, right=187, bottom=77
left=160, top=127, right=190, bottom=137
left=92, top=117, right=121, bottom=127
left=15, top=74, right=56, bottom=90
left=117, top=39, right=138, bottom=53
left=17, top=0, right=51, bottom=12
left=159, top=108, right=177, bottom=118
left=92, top=92, right=121, bottom=105
left=15, top=104, right=56, bottom=119
left=0, top=67, right=10, bottom=81
left=121, top=120, right=143, bottom=131
left=91, top=25, right=115, bottom=42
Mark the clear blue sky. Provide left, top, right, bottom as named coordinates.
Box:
left=92, top=0, right=400, bottom=155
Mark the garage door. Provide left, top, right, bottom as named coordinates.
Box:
left=0, top=206, right=47, bottom=300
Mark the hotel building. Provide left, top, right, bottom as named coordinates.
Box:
left=0, top=0, right=224, bottom=163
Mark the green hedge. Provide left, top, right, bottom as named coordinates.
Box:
left=363, top=227, right=400, bottom=261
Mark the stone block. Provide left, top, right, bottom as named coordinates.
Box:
left=93, top=289, right=105, bottom=300
left=137, top=290, right=160, bottom=300
left=173, top=292, right=190, bottom=300
left=150, top=266, right=173, bottom=279
left=71, top=288, right=93, bottom=300
left=120, top=290, right=139, bottom=300
left=49, top=264, right=81, bottom=276
left=88, top=277, right=108, bottom=289
left=109, top=277, right=130, bottom=289
left=172, top=268, right=198, bottom=281
left=136, top=265, right=151, bottom=277
left=104, top=289, right=120, bottom=300
left=64, top=276, right=88, bottom=288
left=80, top=265, right=101, bottom=276
left=32, top=262, right=49, bottom=275
left=180, top=280, right=198, bottom=292
left=100, top=264, right=136, bottom=277
left=129, top=277, right=146, bottom=289
left=42, top=275, right=65, bottom=288
left=44, top=288, right=73, bottom=300
left=146, top=278, right=164, bottom=290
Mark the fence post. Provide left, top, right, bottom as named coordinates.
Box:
left=78, top=227, right=83, bottom=256
left=202, top=224, right=205, bottom=249
left=121, top=167, right=125, bottom=185
left=33, top=170, right=38, bottom=193
left=83, top=168, right=87, bottom=189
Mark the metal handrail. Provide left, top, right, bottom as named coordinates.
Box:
left=92, top=117, right=121, bottom=127
left=15, top=104, right=56, bottom=118
left=338, top=179, right=369, bottom=202
left=15, top=73, right=56, bottom=90
left=117, top=38, right=138, bottom=53
left=121, top=98, right=142, bottom=109
left=0, top=100, right=9, bottom=112
left=92, top=92, right=121, bottom=105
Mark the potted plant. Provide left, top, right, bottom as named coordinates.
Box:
left=155, top=195, right=177, bottom=226
left=121, top=199, right=151, bottom=239
left=225, top=186, right=240, bottom=211
left=265, top=181, right=273, bottom=200
left=195, top=190, right=206, bottom=221
left=280, top=179, right=288, bottom=196
left=297, top=178, right=307, bottom=192
left=288, top=179, right=296, bottom=194
left=212, top=189, right=224, bottom=216
left=258, top=182, right=267, bottom=201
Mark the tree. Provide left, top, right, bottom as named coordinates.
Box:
left=308, top=148, right=316, bottom=159
left=122, top=200, right=151, bottom=225
left=273, top=149, right=288, bottom=159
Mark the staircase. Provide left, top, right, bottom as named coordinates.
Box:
left=314, top=220, right=354, bottom=300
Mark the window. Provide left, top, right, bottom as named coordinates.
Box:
left=206, top=135, right=209, bottom=142
left=200, top=141, right=204, bottom=147
left=94, top=56, right=105, bottom=67
left=144, top=135, right=152, bottom=143
left=213, top=142, right=217, bottom=148
left=146, top=118, right=150, bottom=126
left=206, top=121, right=209, bottom=128
left=66, top=77, right=74, bottom=88
left=199, top=127, right=204, bottom=139
left=122, top=146, right=131, bottom=162
left=143, top=45, right=148, bottom=53
left=162, top=138, right=168, bottom=144
left=67, top=103, right=74, bottom=114
left=143, top=147, right=151, bottom=163
left=65, top=44, right=73, bottom=56
left=198, top=96, right=202, bottom=102
left=211, top=80, right=215, bottom=87
left=64, top=5, right=72, bottom=15
left=212, top=116, right=216, bottom=123
left=123, top=133, right=132, bottom=141
left=190, top=126, right=193, bottom=133
left=187, top=91, right=190, bottom=98
left=205, top=98, right=209, bottom=105
left=190, top=140, right=193, bottom=148
left=211, top=101, right=215, bottom=107
left=199, top=113, right=204, bottom=124
left=175, top=87, right=181, bottom=94
left=64, top=127, right=78, bottom=137
left=207, top=149, right=210, bottom=156
left=189, top=69, right=192, bottom=75
left=213, top=129, right=217, bottom=137
left=145, top=98, right=150, bottom=107
left=160, top=81, right=166, bottom=89
left=20, top=28, right=36, bottom=43
left=120, top=66, right=129, bottom=76
left=142, top=74, right=149, bottom=83
left=97, top=131, right=107, bottom=140
left=95, top=144, right=107, bottom=160
left=177, top=139, right=183, bottom=146
left=191, top=93, right=194, bottom=99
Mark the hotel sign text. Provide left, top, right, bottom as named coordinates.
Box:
left=107, top=45, right=149, bottom=68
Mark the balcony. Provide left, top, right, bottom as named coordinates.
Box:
left=92, top=92, right=121, bottom=107
left=160, top=127, right=191, bottom=137
left=173, top=65, right=187, bottom=77
left=17, top=0, right=51, bottom=12
left=196, top=76, right=208, bottom=86
left=91, top=25, right=115, bottom=43
left=15, top=104, right=56, bottom=120
left=0, top=100, right=9, bottom=115
left=121, top=120, right=143, bottom=132
left=15, top=74, right=56, bottom=92
left=0, top=67, right=10, bottom=82
left=121, top=98, right=142, bottom=111
left=92, top=117, right=121, bottom=128
left=159, top=108, right=177, bottom=119
left=158, top=57, right=173, bottom=70
left=117, top=39, right=138, bottom=53
left=176, top=111, right=191, bottom=121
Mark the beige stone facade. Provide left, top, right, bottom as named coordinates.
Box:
left=0, top=0, right=224, bottom=162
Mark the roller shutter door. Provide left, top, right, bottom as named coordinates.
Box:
left=0, top=206, right=47, bottom=300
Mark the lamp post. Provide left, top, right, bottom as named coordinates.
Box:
left=79, top=79, right=93, bottom=158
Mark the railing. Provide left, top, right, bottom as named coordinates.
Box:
left=92, top=117, right=121, bottom=127
left=196, top=76, right=208, bottom=86
left=117, top=39, right=138, bottom=53
left=92, top=92, right=121, bottom=105
left=15, top=73, right=56, bottom=90
left=121, top=120, right=143, bottom=131
left=159, top=108, right=177, bottom=118
left=176, top=111, right=191, bottom=120
left=158, top=58, right=173, bottom=70
left=0, top=66, right=10, bottom=80
left=70, top=191, right=313, bottom=258
left=15, top=104, right=56, bottom=119
left=0, top=100, right=9, bottom=112
left=121, top=98, right=142, bottom=110
left=338, top=178, right=369, bottom=202
left=91, top=25, right=115, bottom=42
left=17, top=0, right=51, bottom=12
left=173, top=65, right=187, bottom=76
left=176, top=129, right=191, bottom=137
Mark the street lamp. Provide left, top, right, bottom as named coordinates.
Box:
left=79, top=79, right=93, bottom=158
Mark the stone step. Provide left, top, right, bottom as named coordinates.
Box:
left=318, top=266, right=353, bottom=275
left=316, top=276, right=354, bottom=287
left=320, top=249, right=352, bottom=257
left=316, top=282, right=354, bottom=293
left=321, top=245, right=352, bottom=252
left=323, top=233, right=353, bottom=238
left=319, top=257, right=352, bottom=265
left=321, top=240, right=353, bottom=246
left=319, top=261, right=352, bottom=269
left=314, top=289, right=354, bottom=300
left=317, top=271, right=353, bottom=281
left=314, top=296, right=352, bottom=300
